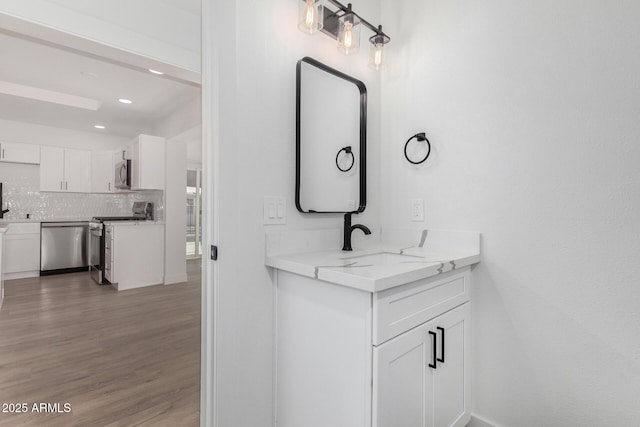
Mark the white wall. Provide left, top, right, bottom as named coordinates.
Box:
left=206, top=0, right=382, bottom=425
left=380, top=0, right=640, bottom=425
left=0, top=118, right=128, bottom=150
left=163, top=135, right=188, bottom=284
left=0, top=0, right=200, bottom=77
left=152, top=98, right=201, bottom=285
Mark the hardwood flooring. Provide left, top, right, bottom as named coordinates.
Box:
left=0, top=260, right=201, bottom=427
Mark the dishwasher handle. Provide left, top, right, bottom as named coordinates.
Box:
left=41, top=222, right=90, bottom=228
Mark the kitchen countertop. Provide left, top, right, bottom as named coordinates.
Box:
left=265, top=229, right=481, bottom=293
left=0, top=217, right=92, bottom=223
left=103, top=221, right=165, bottom=226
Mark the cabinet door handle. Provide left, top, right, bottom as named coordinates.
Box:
left=60, top=181, right=63, bottom=190
left=437, top=326, right=445, bottom=363
left=428, top=330, right=437, bottom=369
left=65, top=181, right=68, bottom=190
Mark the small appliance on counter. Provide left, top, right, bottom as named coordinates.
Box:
left=89, top=202, right=154, bottom=284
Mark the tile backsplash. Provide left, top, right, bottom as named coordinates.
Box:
left=0, top=163, right=163, bottom=220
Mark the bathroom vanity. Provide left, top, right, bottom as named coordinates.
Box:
left=266, top=229, right=480, bottom=427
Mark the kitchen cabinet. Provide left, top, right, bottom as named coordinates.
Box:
left=90, top=150, right=118, bottom=193
left=40, top=147, right=91, bottom=193
left=3, top=222, right=41, bottom=280
left=129, top=135, right=165, bottom=190
left=0, top=141, right=40, bottom=164
left=275, top=267, right=472, bottom=427
left=105, top=222, right=164, bottom=290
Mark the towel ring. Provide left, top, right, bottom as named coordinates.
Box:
left=404, top=132, right=431, bottom=165
left=336, top=146, right=355, bottom=172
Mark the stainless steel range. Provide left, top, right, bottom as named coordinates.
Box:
left=89, top=202, right=153, bottom=284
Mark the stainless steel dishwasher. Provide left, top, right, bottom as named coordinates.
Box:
left=40, top=221, right=90, bottom=275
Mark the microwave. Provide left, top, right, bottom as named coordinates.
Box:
left=114, top=159, right=131, bottom=189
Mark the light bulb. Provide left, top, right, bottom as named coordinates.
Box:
left=372, top=43, right=383, bottom=69
left=298, top=0, right=323, bottom=34
left=304, top=1, right=317, bottom=31
left=343, top=22, right=353, bottom=49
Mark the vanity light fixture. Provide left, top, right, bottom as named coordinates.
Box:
left=369, top=26, right=390, bottom=70
left=298, top=0, right=324, bottom=34
left=297, top=0, right=390, bottom=69
left=118, top=98, right=133, bottom=104
left=337, top=4, right=360, bottom=55
left=94, top=125, right=105, bottom=130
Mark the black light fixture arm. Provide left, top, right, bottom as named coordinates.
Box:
left=322, top=0, right=390, bottom=42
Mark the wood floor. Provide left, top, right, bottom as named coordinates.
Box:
left=0, top=260, right=201, bottom=427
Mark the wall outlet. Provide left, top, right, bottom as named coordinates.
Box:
left=264, top=196, right=286, bottom=225
left=411, top=198, right=424, bottom=221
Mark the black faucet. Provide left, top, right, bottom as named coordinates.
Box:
left=0, top=182, right=8, bottom=219
left=342, top=212, right=371, bottom=251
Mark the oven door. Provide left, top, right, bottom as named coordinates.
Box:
left=89, top=223, right=104, bottom=284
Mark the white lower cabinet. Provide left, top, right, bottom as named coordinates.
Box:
left=275, top=267, right=471, bottom=427
left=105, top=223, right=164, bottom=290
left=3, top=223, right=41, bottom=280
left=374, top=303, right=470, bottom=427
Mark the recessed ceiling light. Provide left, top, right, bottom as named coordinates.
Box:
left=118, top=98, right=133, bottom=104
left=148, top=69, right=164, bottom=75
left=94, top=125, right=105, bottom=129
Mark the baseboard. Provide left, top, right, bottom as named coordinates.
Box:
left=4, top=271, right=40, bottom=281
left=164, top=274, right=188, bottom=285
left=468, top=414, right=502, bottom=427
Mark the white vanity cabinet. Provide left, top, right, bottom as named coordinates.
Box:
left=275, top=267, right=472, bottom=427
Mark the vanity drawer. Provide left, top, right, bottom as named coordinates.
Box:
left=372, top=267, right=470, bottom=345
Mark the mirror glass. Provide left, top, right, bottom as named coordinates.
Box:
left=296, top=57, right=367, bottom=213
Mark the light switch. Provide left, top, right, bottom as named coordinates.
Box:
left=264, top=196, right=286, bottom=225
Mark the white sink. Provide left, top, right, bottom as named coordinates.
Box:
left=341, top=252, right=425, bottom=265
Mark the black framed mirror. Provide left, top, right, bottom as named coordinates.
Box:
left=295, top=57, right=367, bottom=214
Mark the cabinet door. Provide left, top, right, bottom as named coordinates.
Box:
left=39, top=146, right=65, bottom=192
left=90, top=151, right=114, bottom=193
left=0, top=142, right=40, bottom=164
left=432, top=303, right=471, bottom=427
left=374, top=321, right=435, bottom=427
left=4, top=234, right=40, bottom=274
left=64, top=149, right=91, bottom=193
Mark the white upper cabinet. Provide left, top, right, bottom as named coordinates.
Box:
left=129, top=134, right=165, bottom=191
left=39, top=147, right=65, bottom=192
left=90, top=150, right=115, bottom=193
left=0, top=141, right=40, bottom=164
left=40, top=147, right=91, bottom=193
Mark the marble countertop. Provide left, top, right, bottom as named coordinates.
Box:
left=103, top=221, right=164, bottom=226
left=265, top=229, right=481, bottom=293
left=0, top=217, right=92, bottom=223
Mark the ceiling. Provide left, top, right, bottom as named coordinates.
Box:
left=0, top=30, right=201, bottom=138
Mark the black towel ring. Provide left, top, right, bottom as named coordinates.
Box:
left=336, top=146, right=355, bottom=172
left=404, top=132, right=431, bottom=165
